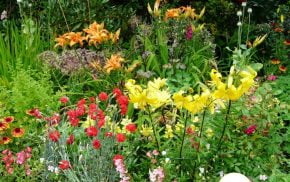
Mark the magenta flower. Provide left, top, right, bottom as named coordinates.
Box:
left=185, top=25, right=193, bottom=40
left=244, top=125, right=257, bottom=135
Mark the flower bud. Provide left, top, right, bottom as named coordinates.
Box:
left=237, top=22, right=242, bottom=26
left=247, top=8, right=252, bottom=13
left=237, top=11, right=242, bottom=16
left=242, top=2, right=247, bottom=7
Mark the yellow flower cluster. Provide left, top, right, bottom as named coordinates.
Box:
left=125, top=78, right=171, bottom=110
left=172, top=66, right=256, bottom=114
left=210, top=66, right=257, bottom=101
left=55, top=21, right=120, bottom=48
left=125, top=66, right=256, bottom=115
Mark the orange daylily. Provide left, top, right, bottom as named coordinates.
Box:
left=164, top=8, right=181, bottom=21
left=104, top=54, right=124, bottom=73
left=66, top=32, right=86, bottom=47
left=83, top=22, right=105, bottom=35
left=110, top=29, right=121, bottom=43
left=271, top=58, right=281, bottom=65
left=54, top=33, right=68, bottom=48
left=180, top=6, right=197, bottom=19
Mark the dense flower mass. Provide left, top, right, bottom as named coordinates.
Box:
left=55, top=21, right=120, bottom=48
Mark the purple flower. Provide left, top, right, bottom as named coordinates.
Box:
left=185, top=26, right=193, bottom=40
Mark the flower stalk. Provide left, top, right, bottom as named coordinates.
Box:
left=217, top=100, right=232, bottom=150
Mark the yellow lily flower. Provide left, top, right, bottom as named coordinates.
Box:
left=140, top=125, right=153, bottom=137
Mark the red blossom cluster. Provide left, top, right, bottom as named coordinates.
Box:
left=113, top=88, right=129, bottom=116
left=2, top=147, right=32, bottom=175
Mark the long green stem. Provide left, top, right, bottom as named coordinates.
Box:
left=179, top=111, right=188, bottom=159
left=147, top=107, right=160, bottom=150
left=56, top=0, right=70, bottom=32
left=217, top=100, right=232, bottom=150
left=199, top=109, right=207, bottom=138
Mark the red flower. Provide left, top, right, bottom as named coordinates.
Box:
left=99, top=92, right=108, bottom=101
left=116, top=95, right=129, bottom=115
left=49, top=131, right=61, bottom=142
left=89, top=96, right=95, bottom=103
left=113, top=88, right=123, bottom=98
left=186, top=127, right=194, bottom=135
left=66, top=134, right=75, bottom=145
left=47, top=113, right=61, bottom=126
left=92, top=139, right=101, bottom=149
left=113, top=154, right=124, bottom=165
left=77, top=98, right=86, bottom=106
left=116, top=133, right=126, bottom=143
left=105, top=132, right=113, bottom=137
left=244, top=125, right=257, bottom=135
left=60, top=96, right=69, bottom=104
left=3, top=116, right=14, bottom=123
left=125, top=123, right=137, bottom=133
left=26, top=108, right=42, bottom=118
left=59, top=160, right=71, bottom=170
left=97, top=119, right=105, bottom=128
left=85, top=126, right=98, bottom=137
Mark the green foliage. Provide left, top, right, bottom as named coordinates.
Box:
left=0, top=20, right=44, bottom=86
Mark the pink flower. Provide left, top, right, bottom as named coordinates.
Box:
left=244, top=125, right=257, bottom=135
left=16, top=151, right=26, bottom=164
left=149, top=166, right=165, bottom=182
left=152, top=150, right=159, bottom=156
left=267, top=75, right=277, bottom=81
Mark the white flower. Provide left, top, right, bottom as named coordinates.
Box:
left=28, top=3, right=32, bottom=7
left=206, top=144, right=210, bottom=150
left=237, top=11, right=242, bottom=16
left=17, top=0, right=22, bottom=3
left=39, top=158, right=45, bottom=163
left=165, top=158, right=170, bottom=163
left=1, top=10, right=7, bottom=20
left=259, top=174, right=268, bottom=181
left=161, top=151, right=167, bottom=156
left=242, top=2, right=247, bottom=7
left=247, top=8, right=252, bottom=13
left=199, top=167, right=205, bottom=174
left=48, top=165, right=55, bottom=172
left=237, top=22, right=242, bottom=26
left=54, top=167, right=59, bottom=175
